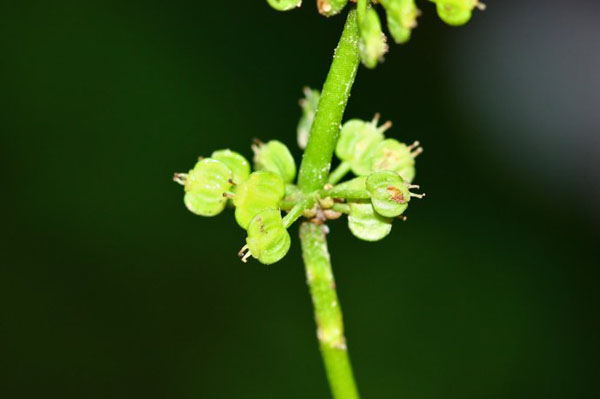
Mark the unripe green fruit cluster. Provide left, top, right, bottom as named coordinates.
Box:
left=325, top=113, right=425, bottom=241
left=266, top=0, right=482, bottom=69
left=174, top=141, right=296, bottom=265
left=335, top=115, right=421, bottom=182
left=174, top=89, right=424, bottom=264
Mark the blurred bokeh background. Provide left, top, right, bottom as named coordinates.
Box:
left=1, top=0, right=599, bottom=398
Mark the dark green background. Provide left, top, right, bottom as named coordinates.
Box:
left=1, top=1, right=599, bottom=398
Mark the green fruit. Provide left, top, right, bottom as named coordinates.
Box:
left=297, top=87, right=320, bottom=149
left=348, top=202, right=392, bottom=241
left=233, top=171, right=286, bottom=229
left=366, top=170, right=410, bottom=217
left=253, top=140, right=297, bottom=184
left=317, top=0, right=349, bottom=17
left=266, top=0, right=302, bottom=11
left=432, top=0, right=480, bottom=26
left=358, top=7, right=388, bottom=69
left=370, top=138, right=421, bottom=182
left=244, top=209, right=291, bottom=265
left=179, top=158, right=233, bottom=217
left=380, top=0, right=420, bottom=44
left=335, top=116, right=389, bottom=176
left=211, top=149, right=251, bottom=185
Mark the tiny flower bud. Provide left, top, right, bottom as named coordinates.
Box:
left=266, top=0, right=302, bottom=11
left=253, top=140, right=297, bottom=184
left=380, top=0, right=420, bottom=44
left=179, top=158, right=233, bottom=217
left=233, top=171, right=286, bottom=229
left=432, top=0, right=483, bottom=26
left=317, top=0, right=349, bottom=17
left=245, top=209, right=291, bottom=265
left=297, top=87, right=320, bottom=149
left=365, top=170, right=410, bottom=217
left=335, top=115, right=390, bottom=176
left=347, top=201, right=393, bottom=241
left=370, top=138, right=422, bottom=182
left=358, top=8, right=388, bottom=69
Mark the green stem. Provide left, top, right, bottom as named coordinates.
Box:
left=295, top=9, right=361, bottom=398
left=282, top=196, right=314, bottom=228
left=321, top=176, right=369, bottom=200
left=331, top=203, right=351, bottom=214
left=328, top=161, right=352, bottom=185
left=300, top=222, right=359, bottom=399
left=297, top=9, right=360, bottom=193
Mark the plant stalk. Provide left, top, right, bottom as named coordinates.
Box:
left=300, top=222, right=359, bottom=399
left=297, top=9, right=360, bottom=193
left=296, top=9, right=361, bottom=399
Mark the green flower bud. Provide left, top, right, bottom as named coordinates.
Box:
left=365, top=170, right=410, bottom=217
left=297, top=87, right=320, bottom=149
left=370, top=138, right=422, bottom=182
left=211, top=149, right=251, bottom=185
left=242, top=209, right=291, bottom=265
left=358, top=7, right=388, bottom=69
left=174, top=158, right=233, bottom=217
left=380, top=0, right=420, bottom=44
left=233, top=171, right=286, bottom=229
left=335, top=115, right=390, bottom=176
left=347, top=201, right=392, bottom=242
left=266, top=0, right=302, bottom=11
left=317, top=0, right=349, bottom=17
left=253, top=140, right=297, bottom=184
left=432, top=0, right=484, bottom=26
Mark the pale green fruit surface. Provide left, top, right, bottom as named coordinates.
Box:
left=366, top=170, right=409, bottom=217
left=234, top=171, right=286, bottom=229
left=371, top=138, right=416, bottom=182
left=246, top=209, right=291, bottom=265
left=254, top=140, right=297, bottom=184
left=335, top=119, right=384, bottom=175
left=184, top=158, right=233, bottom=217
left=348, top=202, right=393, bottom=241
left=211, top=149, right=250, bottom=185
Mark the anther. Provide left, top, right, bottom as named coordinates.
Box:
left=241, top=251, right=252, bottom=263
left=223, top=191, right=235, bottom=198
left=407, top=184, right=420, bottom=189
left=397, top=215, right=408, bottom=221
left=238, top=245, right=253, bottom=263
left=410, top=192, right=426, bottom=199
left=228, top=178, right=237, bottom=186
left=173, top=173, right=188, bottom=185
left=411, top=147, right=423, bottom=158
left=372, top=112, right=381, bottom=125
left=408, top=141, right=420, bottom=150
left=237, top=244, right=249, bottom=257
left=379, top=120, right=393, bottom=133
